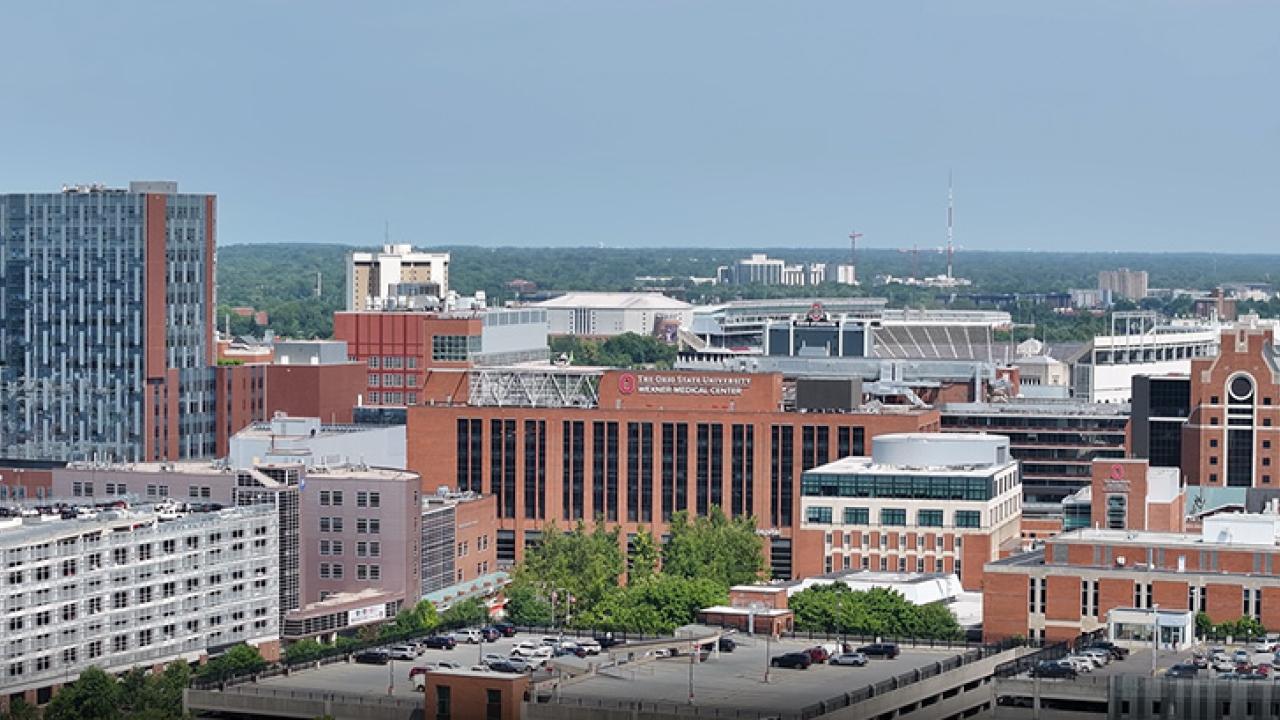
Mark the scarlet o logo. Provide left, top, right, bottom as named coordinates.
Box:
left=1110, top=464, right=1125, bottom=480
left=618, top=373, right=637, bottom=395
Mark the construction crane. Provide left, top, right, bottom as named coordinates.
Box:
left=937, top=174, right=958, bottom=280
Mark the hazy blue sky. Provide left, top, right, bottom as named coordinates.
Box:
left=1, top=2, right=1277, bottom=251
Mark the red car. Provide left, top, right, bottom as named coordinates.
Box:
left=806, top=646, right=829, bottom=664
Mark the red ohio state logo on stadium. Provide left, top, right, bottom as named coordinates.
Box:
left=618, top=373, right=637, bottom=395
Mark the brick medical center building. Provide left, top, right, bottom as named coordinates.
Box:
left=408, top=368, right=938, bottom=578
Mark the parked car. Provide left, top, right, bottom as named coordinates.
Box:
left=594, top=633, right=624, bottom=649
left=805, top=646, right=830, bottom=664
left=502, top=657, right=533, bottom=672
left=408, top=666, right=433, bottom=680
left=436, top=661, right=461, bottom=670
left=1030, top=662, right=1077, bottom=680
left=453, top=629, right=483, bottom=645
left=493, top=621, right=518, bottom=637
left=388, top=645, right=417, bottom=661
left=488, top=660, right=523, bottom=673
left=554, top=644, right=587, bottom=658
left=857, top=643, right=900, bottom=659
left=1058, top=656, right=1093, bottom=673
left=1080, top=649, right=1111, bottom=666
left=1253, top=640, right=1278, bottom=654
left=355, top=649, right=391, bottom=665
left=577, top=638, right=602, bottom=655
left=511, top=641, right=542, bottom=657
left=479, top=626, right=501, bottom=643
left=770, top=652, right=813, bottom=670
left=1085, top=641, right=1129, bottom=660
left=1234, top=650, right=1251, bottom=664
left=422, top=635, right=456, bottom=650
left=829, top=652, right=869, bottom=667
left=717, top=637, right=736, bottom=653
left=1165, top=664, right=1199, bottom=679
left=1191, top=654, right=1209, bottom=669
left=1213, top=658, right=1237, bottom=673
left=539, top=637, right=561, bottom=647
left=480, top=653, right=505, bottom=666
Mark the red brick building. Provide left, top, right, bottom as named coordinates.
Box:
left=1182, top=325, right=1280, bottom=489
left=407, top=368, right=938, bottom=578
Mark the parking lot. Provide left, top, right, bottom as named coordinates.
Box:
left=255, top=630, right=974, bottom=713
left=1021, top=640, right=1280, bottom=681
left=556, top=636, right=973, bottom=715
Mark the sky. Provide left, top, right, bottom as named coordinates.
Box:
left=1, top=1, right=1277, bottom=252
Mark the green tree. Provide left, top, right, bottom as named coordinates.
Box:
left=662, top=507, right=764, bottom=587
left=504, top=581, right=552, bottom=626
left=440, top=598, right=488, bottom=628
left=197, top=643, right=267, bottom=682
left=789, top=585, right=960, bottom=640
left=1, top=699, right=40, bottom=720
left=380, top=599, right=441, bottom=639
left=44, top=667, right=121, bottom=720
left=285, top=638, right=327, bottom=664
left=627, top=528, right=660, bottom=584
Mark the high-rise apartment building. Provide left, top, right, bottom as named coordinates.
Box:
left=346, top=244, right=450, bottom=311
left=0, top=182, right=217, bottom=462
left=1097, top=268, right=1149, bottom=302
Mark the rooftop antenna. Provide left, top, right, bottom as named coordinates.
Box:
left=945, top=172, right=955, bottom=280
left=384, top=220, right=390, bottom=246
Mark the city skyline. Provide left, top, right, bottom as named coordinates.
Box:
left=0, top=2, right=1276, bottom=252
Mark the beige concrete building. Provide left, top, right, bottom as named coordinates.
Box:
left=347, top=244, right=450, bottom=310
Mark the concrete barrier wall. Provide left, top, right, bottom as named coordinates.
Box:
left=821, top=648, right=1022, bottom=720
left=184, top=688, right=422, bottom=720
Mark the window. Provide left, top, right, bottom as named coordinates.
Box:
left=436, top=685, right=452, bottom=720
left=806, top=506, right=832, bottom=524
left=485, top=689, right=502, bottom=720
left=842, top=507, right=869, bottom=525
left=954, top=511, right=981, bottom=528
left=880, top=509, right=907, bottom=526
left=368, top=357, right=380, bottom=369
left=432, top=335, right=481, bottom=362
left=917, top=509, right=944, bottom=527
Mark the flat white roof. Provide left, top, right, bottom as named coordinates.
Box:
left=807, top=455, right=1014, bottom=478
left=534, top=292, right=691, bottom=311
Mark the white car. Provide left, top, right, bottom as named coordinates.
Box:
left=453, top=629, right=483, bottom=644
left=511, top=641, right=542, bottom=657
left=481, top=653, right=505, bottom=666
left=577, top=638, right=602, bottom=655
left=1080, top=650, right=1110, bottom=666
left=1253, top=641, right=1277, bottom=654
left=1059, top=656, right=1093, bottom=673
left=388, top=645, right=417, bottom=661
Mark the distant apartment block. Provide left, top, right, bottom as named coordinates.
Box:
left=716, top=254, right=835, bottom=287
left=347, top=244, right=449, bottom=311
left=1098, top=268, right=1149, bottom=302
left=0, top=503, right=280, bottom=705
left=0, top=182, right=217, bottom=462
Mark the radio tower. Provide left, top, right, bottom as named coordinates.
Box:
left=848, top=230, right=863, bottom=284
left=944, top=173, right=955, bottom=280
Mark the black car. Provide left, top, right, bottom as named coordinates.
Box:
left=1166, top=664, right=1199, bottom=679
left=355, top=650, right=390, bottom=665
left=492, top=622, right=518, bottom=637
left=422, top=635, right=456, bottom=650
left=718, top=637, right=736, bottom=652
left=857, top=643, right=900, bottom=659
left=488, top=660, right=523, bottom=673
left=1030, top=662, right=1077, bottom=680
left=479, top=626, right=500, bottom=643
left=771, top=652, right=813, bottom=670
left=554, top=645, right=587, bottom=658
left=595, top=634, right=624, bottom=649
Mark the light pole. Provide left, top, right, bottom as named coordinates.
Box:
left=1151, top=604, right=1159, bottom=678
left=688, top=641, right=696, bottom=704
left=388, top=657, right=395, bottom=696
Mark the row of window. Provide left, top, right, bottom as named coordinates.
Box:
left=318, top=517, right=382, bottom=533
left=318, top=490, right=381, bottom=508
left=365, top=356, right=417, bottom=369
left=801, top=473, right=999, bottom=502
left=825, top=531, right=959, bottom=552
left=368, top=373, right=418, bottom=387
left=825, top=554, right=957, bottom=575
left=806, top=506, right=982, bottom=528
left=367, top=391, right=415, bottom=405
left=318, top=540, right=381, bottom=557
left=318, top=563, right=382, bottom=581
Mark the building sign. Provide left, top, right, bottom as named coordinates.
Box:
left=618, top=372, right=752, bottom=397
left=1103, top=463, right=1130, bottom=493
left=348, top=604, right=387, bottom=626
